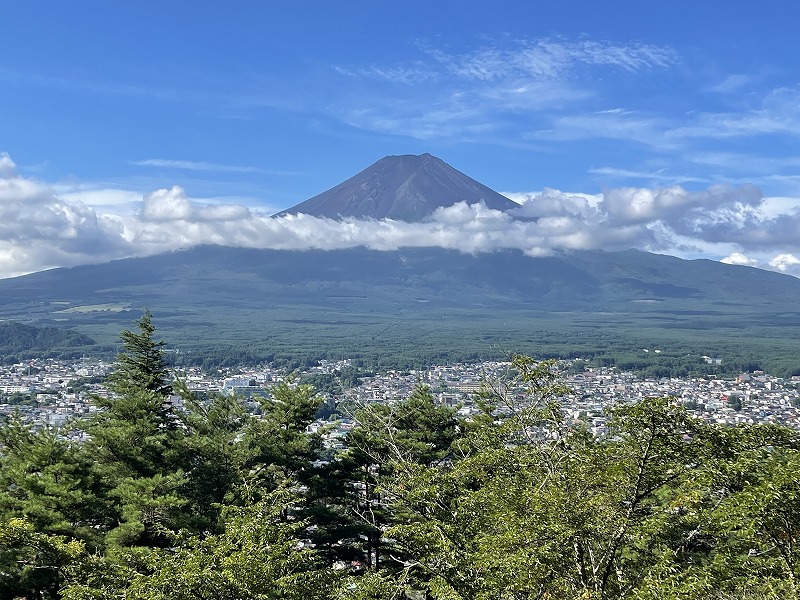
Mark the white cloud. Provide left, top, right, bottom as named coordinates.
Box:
left=529, top=110, right=675, bottom=148
left=1, top=154, right=800, bottom=280
left=503, top=190, right=603, bottom=208
left=708, top=74, right=752, bottom=94
left=721, top=252, right=757, bottom=266
left=130, top=158, right=301, bottom=175
left=421, top=39, right=677, bottom=82
left=57, top=188, right=145, bottom=216
left=331, top=36, right=677, bottom=143
left=140, top=186, right=251, bottom=222
left=508, top=188, right=600, bottom=220
left=542, top=87, right=800, bottom=146
left=769, top=253, right=800, bottom=272
left=589, top=166, right=712, bottom=185
left=334, top=63, right=436, bottom=85
left=0, top=163, right=127, bottom=277
left=759, top=196, right=800, bottom=218
left=342, top=102, right=499, bottom=141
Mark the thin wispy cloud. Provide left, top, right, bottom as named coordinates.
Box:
left=529, top=110, right=675, bottom=148
left=419, top=39, right=678, bottom=81
left=589, top=167, right=713, bottom=185
left=333, top=64, right=436, bottom=85
left=322, top=34, right=800, bottom=199
left=131, top=159, right=302, bottom=176
left=691, top=152, right=800, bottom=170
left=667, top=88, right=800, bottom=140
left=328, top=36, right=678, bottom=144
left=708, top=74, right=753, bottom=94
left=342, top=104, right=501, bottom=141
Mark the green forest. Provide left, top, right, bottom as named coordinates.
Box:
left=2, top=315, right=800, bottom=599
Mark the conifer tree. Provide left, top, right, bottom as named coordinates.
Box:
left=0, top=415, right=108, bottom=550
left=239, top=379, right=324, bottom=494
left=91, top=311, right=179, bottom=477
left=87, top=311, right=186, bottom=549
left=345, top=384, right=461, bottom=570
left=176, top=384, right=254, bottom=532
left=105, top=309, right=172, bottom=397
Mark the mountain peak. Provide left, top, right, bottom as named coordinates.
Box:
left=278, top=153, right=518, bottom=221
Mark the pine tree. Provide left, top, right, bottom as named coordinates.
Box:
left=91, top=311, right=179, bottom=477
left=345, top=384, right=461, bottom=570
left=87, top=311, right=186, bottom=549
left=105, top=309, right=172, bottom=397
left=0, top=415, right=109, bottom=550
left=176, top=384, right=254, bottom=532
left=239, top=379, right=324, bottom=494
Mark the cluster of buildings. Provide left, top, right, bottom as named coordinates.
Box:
left=328, top=360, right=800, bottom=437
left=0, top=358, right=111, bottom=430
left=1, top=356, right=799, bottom=439
left=563, top=368, right=800, bottom=434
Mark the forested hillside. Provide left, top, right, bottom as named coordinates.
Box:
left=3, top=246, right=800, bottom=378
left=0, top=322, right=96, bottom=363
left=1, top=315, right=799, bottom=599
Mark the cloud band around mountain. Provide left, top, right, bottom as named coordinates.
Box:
left=0, top=152, right=798, bottom=279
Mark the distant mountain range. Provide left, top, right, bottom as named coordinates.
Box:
left=3, top=245, right=797, bottom=314
left=0, top=245, right=799, bottom=363
left=277, top=153, right=518, bottom=221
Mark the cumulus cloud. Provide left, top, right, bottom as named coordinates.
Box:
left=721, top=252, right=758, bottom=267
left=769, top=253, right=800, bottom=272
left=1, top=154, right=800, bottom=279
left=0, top=157, right=127, bottom=277
left=139, top=187, right=255, bottom=224
left=508, top=188, right=600, bottom=219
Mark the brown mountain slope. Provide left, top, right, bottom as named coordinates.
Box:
left=278, top=153, right=518, bottom=221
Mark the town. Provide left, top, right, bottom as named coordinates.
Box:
left=3, top=355, right=799, bottom=440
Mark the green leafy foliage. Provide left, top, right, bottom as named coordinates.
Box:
left=0, top=518, right=86, bottom=599
left=238, top=379, right=324, bottom=494
left=2, top=313, right=800, bottom=599
left=346, top=358, right=800, bottom=599
left=63, top=490, right=337, bottom=600
left=0, top=321, right=96, bottom=364
left=175, top=384, right=254, bottom=529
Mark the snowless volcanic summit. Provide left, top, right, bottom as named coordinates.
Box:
left=278, top=153, right=519, bottom=221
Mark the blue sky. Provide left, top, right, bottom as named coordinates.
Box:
left=1, top=1, right=800, bottom=277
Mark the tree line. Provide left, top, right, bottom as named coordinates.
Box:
left=1, top=313, right=800, bottom=598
